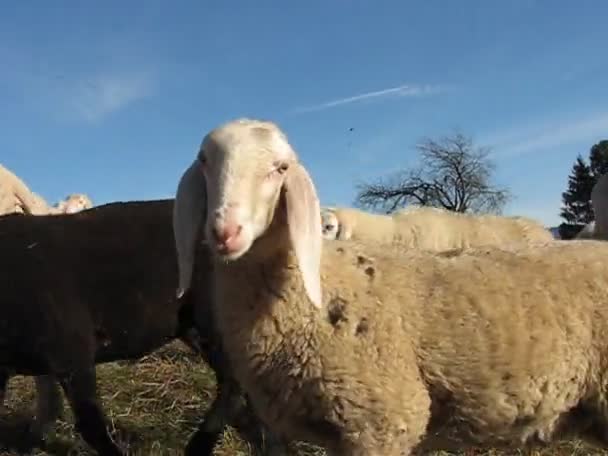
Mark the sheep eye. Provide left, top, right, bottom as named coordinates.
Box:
left=198, top=155, right=207, bottom=167
left=277, top=162, right=289, bottom=174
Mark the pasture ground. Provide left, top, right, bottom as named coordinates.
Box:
left=0, top=341, right=606, bottom=455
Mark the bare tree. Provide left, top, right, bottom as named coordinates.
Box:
left=355, top=132, right=511, bottom=214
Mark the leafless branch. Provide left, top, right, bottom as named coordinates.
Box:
left=355, top=132, right=511, bottom=214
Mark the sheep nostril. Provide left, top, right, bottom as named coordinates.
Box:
left=213, top=224, right=243, bottom=246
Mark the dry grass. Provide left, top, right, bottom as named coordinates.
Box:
left=0, top=341, right=606, bottom=456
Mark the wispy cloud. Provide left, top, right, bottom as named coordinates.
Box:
left=483, top=111, right=608, bottom=160
left=0, top=49, right=156, bottom=124
left=64, top=72, right=155, bottom=123
left=291, top=83, right=444, bottom=114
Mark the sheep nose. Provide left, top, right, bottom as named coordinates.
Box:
left=212, top=223, right=243, bottom=250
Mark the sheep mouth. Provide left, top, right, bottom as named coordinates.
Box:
left=211, top=243, right=250, bottom=262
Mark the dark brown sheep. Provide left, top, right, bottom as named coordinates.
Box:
left=0, top=199, right=281, bottom=455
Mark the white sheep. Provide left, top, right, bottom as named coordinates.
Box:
left=0, top=164, right=50, bottom=215
left=53, top=193, right=94, bottom=214
left=321, top=206, right=395, bottom=244
left=0, top=163, right=93, bottom=216
left=173, top=118, right=608, bottom=455
left=321, top=204, right=553, bottom=249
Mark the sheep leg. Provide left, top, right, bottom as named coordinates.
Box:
left=179, top=328, right=205, bottom=354
left=185, top=332, right=289, bottom=456
left=185, top=373, right=288, bottom=456
left=58, top=367, right=124, bottom=456
left=0, top=369, right=8, bottom=409
left=184, top=375, right=243, bottom=455
left=580, top=406, right=608, bottom=447
left=235, top=399, right=289, bottom=456
left=28, top=375, right=64, bottom=441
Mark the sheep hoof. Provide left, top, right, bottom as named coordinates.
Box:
left=184, top=430, right=220, bottom=455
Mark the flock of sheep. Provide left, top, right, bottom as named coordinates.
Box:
left=2, top=117, right=608, bottom=456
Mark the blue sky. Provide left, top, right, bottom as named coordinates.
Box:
left=1, top=1, right=607, bottom=227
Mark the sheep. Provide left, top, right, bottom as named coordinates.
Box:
left=1, top=181, right=93, bottom=415
left=0, top=164, right=50, bottom=215
left=173, top=117, right=608, bottom=456
left=0, top=163, right=93, bottom=216
left=592, top=173, right=608, bottom=237
left=574, top=173, right=608, bottom=241
left=320, top=206, right=395, bottom=243
left=321, top=204, right=554, bottom=250
left=0, top=199, right=281, bottom=455
left=52, top=193, right=94, bottom=214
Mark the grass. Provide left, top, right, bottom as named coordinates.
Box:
left=0, top=341, right=606, bottom=456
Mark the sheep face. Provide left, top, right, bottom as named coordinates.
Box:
left=62, top=194, right=93, bottom=214
left=173, top=118, right=323, bottom=308
left=321, top=210, right=339, bottom=240
left=199, top=122, right=294, bottom=260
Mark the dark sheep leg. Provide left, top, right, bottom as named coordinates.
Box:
left=179, top=328, right=205, bottom=355
left=185, top=374, right=288, bottom=456
left=183, top=320, right=289, bottom=455
left=0, top=369, right=9, bottom=408
left=232, top=396, right=289, bottom=456
left=184, top=375, right=242, bottom=455
left=28, top=375, right=64, bottom=441
left=58, top=367, right=124, bottom=456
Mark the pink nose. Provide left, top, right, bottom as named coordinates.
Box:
left=212, top=223, right=243, bottom=251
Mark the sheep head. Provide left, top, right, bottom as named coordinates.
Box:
left=320, top=208, right=353, bottom=240
left=173, top=118, right=323, bottom=309
left=59, top=194, right=93, bottom=214
left=321, top=209, right=340, bottom=240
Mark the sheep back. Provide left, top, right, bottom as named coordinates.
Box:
left=391, top=206, right=553, bottom=250
left=0, top=199, right=212, bottom=373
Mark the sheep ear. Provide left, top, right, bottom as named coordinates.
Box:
left=173, top=159, right=207, bottom=299
left=283, top=163, right=323, bottom=309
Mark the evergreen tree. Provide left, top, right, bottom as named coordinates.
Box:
left=559, top=155, right=595, bottom=239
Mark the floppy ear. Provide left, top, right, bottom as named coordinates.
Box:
left=173, top=159, right=207, bottom=298
left=283, top=162, right=323, bottom=309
